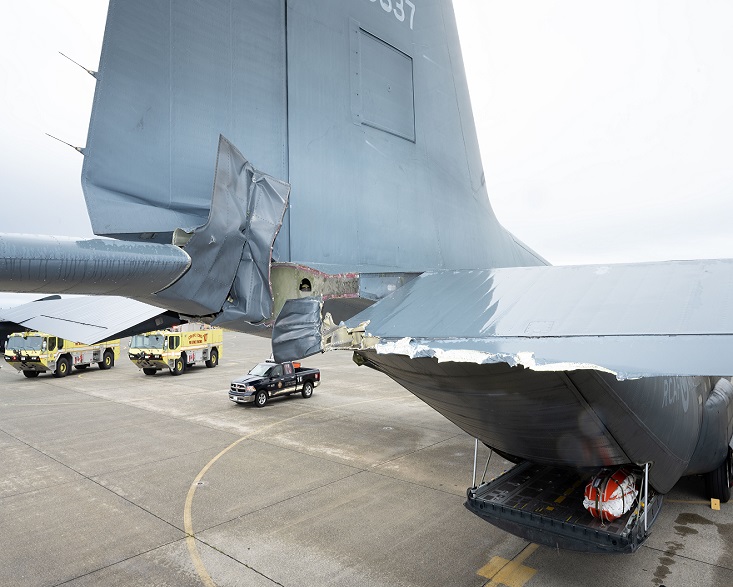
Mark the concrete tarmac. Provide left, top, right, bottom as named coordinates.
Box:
left=1, top=331, right=732, bottom=586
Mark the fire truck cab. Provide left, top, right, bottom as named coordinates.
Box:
left=3, top=331, right=120, bottom=378
left=129, top=323, right=223, bottom=376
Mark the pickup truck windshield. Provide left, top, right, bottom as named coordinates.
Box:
left=249, top=363, right=274, bottom=377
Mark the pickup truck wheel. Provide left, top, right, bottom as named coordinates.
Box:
left=705, top=448, right=732, bottom=503
left=23, top=370, right=39, bottom=378
left=205, top=348, right=218, bottom=368
left=171, top=355, right=185, bottom=376
left=254, top=390, right=268, bottom=407
left=54, top=357, right=70, bottom=378
left=301, top=381, right=314, bottom=399
left=143, top=368, right=157, bottom=376
left=99, top=350, right=114, bottom=370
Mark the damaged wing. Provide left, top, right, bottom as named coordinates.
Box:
left=0, top=295, right=179, bottom=344
left=279, top=259, right=733, bottom=379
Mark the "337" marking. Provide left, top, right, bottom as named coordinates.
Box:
left=368, top=0, right=416, bottom=30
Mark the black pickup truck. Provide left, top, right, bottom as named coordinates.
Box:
left=229, top=360, right=321, bottom=407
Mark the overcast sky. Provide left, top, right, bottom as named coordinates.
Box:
left=1, top=1, right=732, bottom=307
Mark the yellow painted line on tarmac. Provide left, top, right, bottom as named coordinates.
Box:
left=185, top=436, right=251, bottom=586
left=478, top=543, right=539, bottom=587
left=184, top=394, right=411, bottom=587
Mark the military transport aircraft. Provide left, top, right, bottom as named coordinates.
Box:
left=1, top=0, right=732, bottom=553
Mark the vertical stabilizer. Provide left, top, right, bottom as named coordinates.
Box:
left=82, top=0, right=288, bottom=246
left=82, top=0, right=544, bottom=273
left=285, top=0, right=542, bottom=271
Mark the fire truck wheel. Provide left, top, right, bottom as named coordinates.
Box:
left=99, top=350, right=114, bottom=370
left=54, top=357, right=70, bottom=378
left=205, top=348, right=219, bottom=368
left=143, top=368, right=157, bottom=376
left=254, top=390, right=268, bottom=407
left=301, top=381, right=314, bottom=399
left=171, top=355, right=185, bottom=376
left=23, top=370, right=39, bottom=378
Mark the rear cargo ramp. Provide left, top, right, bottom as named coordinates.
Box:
left=466, top=461, right=663, bottom=553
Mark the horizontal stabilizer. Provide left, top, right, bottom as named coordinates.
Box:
left=0, top=296, right=177, bottom=344
left=341, top=260, right=733, bottom=379
left=0, top=234, right=190, bottom=299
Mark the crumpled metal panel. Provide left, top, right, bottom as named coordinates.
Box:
left=155, top=136, right=289, bottom=322
left=272, top=298, right=322, bottom=362
left=375, top=334, right=733, bottom=380
left=82, top=0, right=288, bottom=239
left=213, top=167, right=290, bottom=328
left=345, top=260, right=733, bottom=379
left=0, top=234, right=190, bottom=299
left=0, top=295, right=171, bottom=344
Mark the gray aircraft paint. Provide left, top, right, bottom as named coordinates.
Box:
left=154, top=136, right=290, bottom=326
left=344, top=260, right=733, bottom=379
left=83, top=0, right=289, bottom=246
left=0, top=234, right=189, bottom=299
left=348, top=352, right=730, bottom=493
left=0, top=0, right=732, bottom=546
left=0, top=0, right=544, bottom=321
left=0, top=295, right=179, bottom=344
left=81, top=0, right=544, bottom=272
left=273, top=260, right=733, bottom=493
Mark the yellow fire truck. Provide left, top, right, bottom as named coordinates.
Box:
left=3, top=331, right=120, bottom=378
left=128, top=324, right=223, bottom=376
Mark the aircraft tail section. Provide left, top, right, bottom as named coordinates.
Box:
left=4, top=1, right=550, bottom=340
left=274, top=259, right=733, bottom=493
left=82, top=0, right=544, bottom=274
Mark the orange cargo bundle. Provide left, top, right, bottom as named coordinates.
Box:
left=583, top=468, right=638, bottom=522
